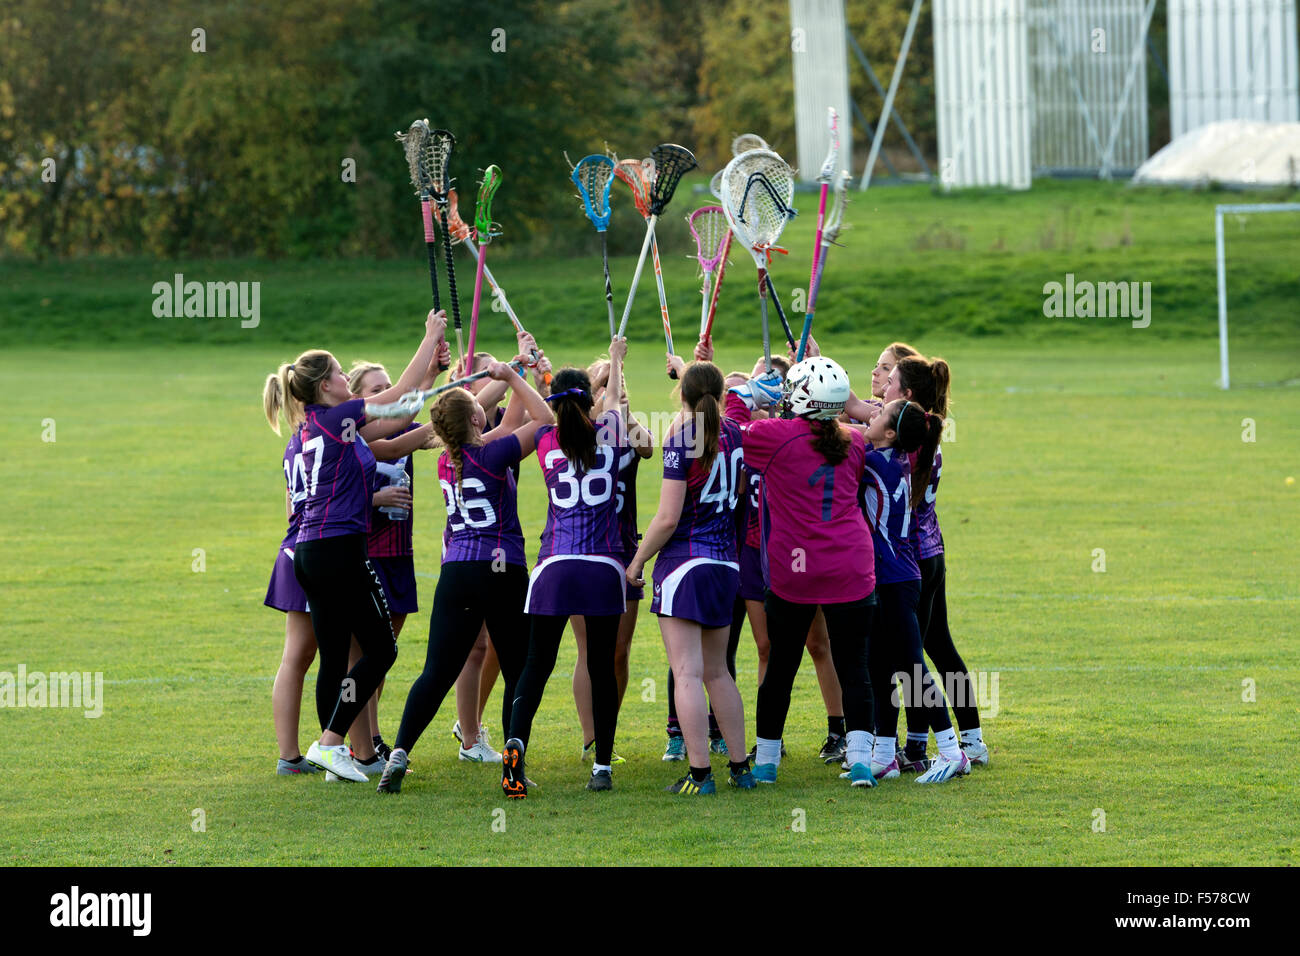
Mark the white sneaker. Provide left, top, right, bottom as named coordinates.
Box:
left=477, top=723, right=492, bottom=750
left=451, top=720, right=464, bottom=744
left=961, top=739, right=990, bottom=766
left=306, top=741, right=367, bottom=782
left=915, top=750, right=971, bottom=784
left=459, top=738, right=502, bottom=763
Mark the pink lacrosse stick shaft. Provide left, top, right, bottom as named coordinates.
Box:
left=809, top=184, right=829, bottom=298
left=702, top=230, right=734, bottom=342
left=466, top=238, right=487, bottom=368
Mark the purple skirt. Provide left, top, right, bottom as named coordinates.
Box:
left=738, top=542, right=766, bottom=603
left=650, top=556, right=740, bottom=629
left=526, top=555, right=626, bottom=617
left=265, top=545, right=310, bottom=614
left=371, top=555, right=419, bottom=616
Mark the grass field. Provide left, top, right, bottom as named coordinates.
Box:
left=2, top=180, right=1298, bottom=866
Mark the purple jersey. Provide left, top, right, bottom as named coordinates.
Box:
left=861, top=446, right=920, bottom=584
left=616, top=449, right=641, bottom=556
left=485, top=406, right=523, bottom=482
left=438, top=434, right=526, bottom=566
left=660, top=418, right=744, bottom=563
left=909, top=445, right=944, bottom=559
left=297, top=398, right=375, bottom=541
left=367, top=423, right=418, bottom=559
left=279, top=429, right=308, bottom=549
left=728, top=393, right=874, bottom=604
left=535, top=409, right=629, bottom=561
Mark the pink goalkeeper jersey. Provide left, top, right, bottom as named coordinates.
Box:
left=727, top=392, right=874, bottom=603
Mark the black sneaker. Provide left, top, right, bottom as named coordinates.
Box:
left=819, top=733, right=846, bottom=764
left=898, top=749, right=933, bottom=774
left=373, top=737, right=393, bottom=763
left=586, top=768, right=613, bottom=792
left=502, top=738, right=527, bottom=799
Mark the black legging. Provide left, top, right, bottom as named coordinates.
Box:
left=871, top=579, right=952, bottom=739
left=509, top=612, right=621, bottom=765
left=905, top=553, right=980, bottom=735
left=665, top=595, right=744, bottom=734
left=293, top=533, right=398, bottom=737
left=392, top=561, right=529, bottom=755
left=756, top=592, right=875, bottom=741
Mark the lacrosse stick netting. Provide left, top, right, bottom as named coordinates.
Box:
left=425, top=127, right=464, bottom=367
left=799, top=170, right=851, bottom=361
left=572, top=154, right=618, bottom=335
left=396, top=119, right=442, bottom=314
left=465, top=164, right=502, bottom=364
left=688, top=206, right=730, bottom=337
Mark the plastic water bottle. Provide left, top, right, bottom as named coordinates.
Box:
left=379, top=470, right=411, bottom=521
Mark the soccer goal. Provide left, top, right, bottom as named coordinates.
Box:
left=1215, top=202, right=1300, bottom=389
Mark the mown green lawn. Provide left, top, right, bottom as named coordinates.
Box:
left=2, top=330, right=1297, bottom=865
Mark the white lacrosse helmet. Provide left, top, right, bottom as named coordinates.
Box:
left=785, top=357, right=851, bottom=420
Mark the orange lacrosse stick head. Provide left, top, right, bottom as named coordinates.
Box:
left=443, top=188, right=473, bottom=243
left=613, top=158, right=653, bottom=220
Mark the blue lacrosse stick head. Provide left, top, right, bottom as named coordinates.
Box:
left=572, top=154, right=615, bottom=232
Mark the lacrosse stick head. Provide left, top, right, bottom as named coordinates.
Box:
left=396, top=118, right=436, bottom=199
left=474, top=165, right=502, bottom=241
left=647, top=143, right=697, bottom=216
left=731, top=133, right=770, bottom=156
left=366, top=390, right=426, bottom=420
left=720, top=149, right=796, bottom=267
left=822, top=170, right=852, bottom=243
left=613, top=156, right=652, bottom=219
left=443, top=188, right=472, bottom=243
left=427, top=128, right=456, bottom=201
left=818, top=108, right=840, bottom=184
left=688, top=206, right=730, bottom=274
left=571, top=154, right=615, bottom=232
left=708, top=168, right=725, bottom=200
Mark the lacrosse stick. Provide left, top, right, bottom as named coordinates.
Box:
left=688, top=206, right=730, bottom=341
left=442, top=190, right=548, bottom=384
left=615, top=145, right=697, bottom=361
left=366, top=360, right=525, bottom=420
left=700, top=170, right=735, bottom=345
left=809, top=108, right=839, bottom=302
left=763, top=272, right=798, bottom=350
left=720, top=149, right=796, bottom=374
left=424, top=127, right=464, bottom=370
left=571, top=154, right=617, bottom=337
left=466, top=165, right=502, bottom=367
left=396, top=119, right=443, bottom=316
left=731, top=133, right=770, bottom=155
left=798, top=170, right=850, bottom=361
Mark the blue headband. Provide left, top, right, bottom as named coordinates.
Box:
left=545, top=387, right=591, bottom=404
left=896, top=400, right=910, bottom=429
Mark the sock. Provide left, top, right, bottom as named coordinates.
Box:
left=756, top=736, right=782, bottom=767
left=870, top=733, right=894, bottom=766
left=960, top=727, right=983, bottom=745
left=592, top=763, right=611, bottom=775
left=846, top=730, right=874, bottom=767
left=905, top=732, right=929, bottom=757
left=372, top=734, right=385, bottom=747
left=583, top=739, right=595, bottom=751
left=689, top=765, right=711, bottom=782
left=729, top=759, right=749, bottom=775
left=666, top=719, right=681, bottom=736
left=828, top=715, right=846, bottom=737
left=284, top=755, right=304, bottom=764
left=934, top=727, right=961, bottom=761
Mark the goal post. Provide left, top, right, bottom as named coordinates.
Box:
left=1215, top=202, right=1300, bottom=389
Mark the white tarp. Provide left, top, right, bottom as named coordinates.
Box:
left=1132, top=119, right=1300, bottom=186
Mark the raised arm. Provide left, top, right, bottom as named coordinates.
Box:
left=602, top=336, right=627, bottom=417
left=481, top=359, right=555, bottom=457
left=368, top=423, right=436, bottom=461
left=370, top=309, right=447, bottom=408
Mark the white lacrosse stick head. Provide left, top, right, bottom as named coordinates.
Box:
left=708, top=168, right=725, bottom=200
left=823, top=170, right=852, bottom=243
left=720, top=149, right=796, bottom=269
left=366, top=391, right=426, bottom=420
left=818, top=108, right=840, bottom=184
left=731, top=133, right=770, bottom=156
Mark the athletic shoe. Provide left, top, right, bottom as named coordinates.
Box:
left=848, top=762, right=878, bottom=788
left=898, top=751, right=933, bottom=774
left=870, top=757, right=901, bottom=780
left=666, top=773, right=716, bottom=795
left=501, top=738, right=527, bottom=799
left=477, top=723, right=492, bottom=751
left=376, top=750, right=409, bottom=794
left=819, top=733, right=846, bottom=764
left=305, top=741, right=367, bottom=783
left=352, top=755, right=387, bottom=777
left=581, top=741, right=626, bottom=764
left=373, top=737, right=392, bottom=763
left=276, top=756, right=323, bottom=775
left=709, top=735, right=728, bottom=756
left=662, top=735, right=686, bottom=762
left=586, top=768, right=613, bottom=792
left=451, top=720, right=464, bottom=744
left=752, top=763, right=778, bottom=784
left=728, top=766, right=757, bottom=790
left=915, top=750, right=972, bottom=784
left=459, top=739, right=502, bottom=763
left=961, top=739, right=990, bottom=766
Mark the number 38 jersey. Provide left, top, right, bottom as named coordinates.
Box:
left=534, top=409, right=629, bottom=562
left=660, top=417, right=744, bottom=563
left=437, top=434, right=527, bottom=567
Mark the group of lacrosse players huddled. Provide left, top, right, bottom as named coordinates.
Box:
left=260, top=308, right=988, bottom=798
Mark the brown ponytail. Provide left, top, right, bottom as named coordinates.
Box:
left=887, top=400, right=943, bottom=499
left=263, top=349, right=332, bottom=434
left=681, top=361, right=724, bottom=474
left=428, top=387, right=479, bottom=490
left=810, top=418, right=851, bottom=466
left=895, top=354, right=952, bottom=420
left=551, top=367, right=597, bottom=470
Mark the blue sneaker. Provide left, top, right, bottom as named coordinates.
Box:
left=752, top=763, right=778, bottom=784
left=728, top=766, right=757, bottom=790
left=662, top=735, right=686, bottom=762
left=666, top=773, right=716, bottom=795
left=848, top=762, right=877, bottom=788
left=709, top=735, right=728, bottom=756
